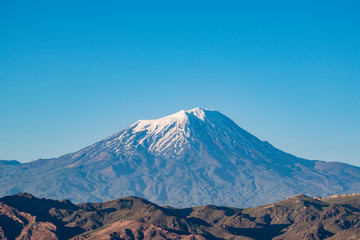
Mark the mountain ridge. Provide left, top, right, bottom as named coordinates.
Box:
left=1, top=192, right=360, bottom=240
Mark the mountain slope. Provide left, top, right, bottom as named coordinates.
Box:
left=0, top=108, right=359, bottom=207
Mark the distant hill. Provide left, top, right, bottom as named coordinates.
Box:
left=0, top=108, right=359, bottom=207
left=0, top=160, right=21, bottom=166
left=0, top=193, right=359, bottom=239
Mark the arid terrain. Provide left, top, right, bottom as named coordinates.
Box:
left=0, top=192, right=359, bottom=240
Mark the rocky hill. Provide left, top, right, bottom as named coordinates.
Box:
left=0, top=193, right=359, bottom=240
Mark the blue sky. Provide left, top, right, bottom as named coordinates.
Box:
left=1, top=1, right=359, bottom=166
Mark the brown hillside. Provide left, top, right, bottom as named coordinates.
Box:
left=1, top=193, right=360, bottom=239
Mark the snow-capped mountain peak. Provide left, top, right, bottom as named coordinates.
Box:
left=132, top=107, right=209, bottom=132
left=93, top=107, right=236, bottom=158
left=80, top=107, right=265, bottom=161
left=127, top=108, right=210, bottom=155
left=130, top=107, right=212, bottom=137
left=1, top=107, right=360, bottom=208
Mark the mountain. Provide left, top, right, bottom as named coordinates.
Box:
left=0, top=107, right=359, bottom=207
left=1, top=193, right=360, bottom=240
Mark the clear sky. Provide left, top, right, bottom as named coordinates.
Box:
left=1, top=1, right=359, bottom=166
